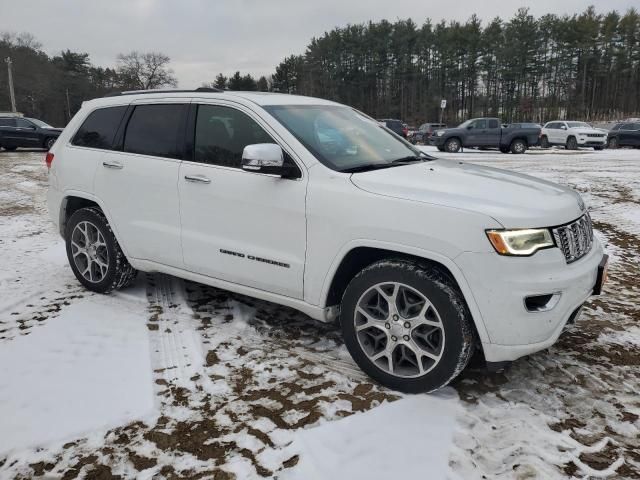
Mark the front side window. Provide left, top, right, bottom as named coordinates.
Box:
left=124, top=104, right=186, bottom=159
left=265, top=105, right=427, bottom=172
left=194, top=104, right=275, bottom=168
left=471, top=119, right=487, bottom=129
left=72, top=106, right=127, bottom=149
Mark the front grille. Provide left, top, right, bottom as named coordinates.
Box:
left=587, top=133, right=605, bottom=138
left=552, top=213, right=593, bottom=263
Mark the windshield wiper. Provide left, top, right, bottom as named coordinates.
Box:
left=390, top=155, right=426, bottom=163
left=341, top=163, right=398, bottom=173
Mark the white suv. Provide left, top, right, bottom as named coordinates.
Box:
left=540, top=121, right=607, bottom=150
left=46, top=89, right=608, bottom=393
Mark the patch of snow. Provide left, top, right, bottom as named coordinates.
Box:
left=0, top=297, right=155, bottom=454
left=281, top=389, right=459, bottom=480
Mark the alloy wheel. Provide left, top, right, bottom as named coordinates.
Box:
left=70, top=221, right=109, bottom=283
left=354, top=282, right=445, bottom=378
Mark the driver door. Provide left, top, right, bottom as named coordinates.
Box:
left=178, top=102, right=307, bottom=299
left=465, top=119, right=486, bottom=146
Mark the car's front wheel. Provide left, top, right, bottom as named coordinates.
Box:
left=444, top=138, right=461, bottom=153
left=565, top=136, right=578, bottom=150
left=340, top=260, right=475, bottom=393
left=65, top=207, right=137, bottom=293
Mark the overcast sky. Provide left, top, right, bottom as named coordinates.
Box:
left=0, top=0, right=635, bottom=87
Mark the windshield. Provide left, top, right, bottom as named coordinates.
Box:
left=567, top=122, right=591, bottom=128
left=28, top=118, right=53, bottom=128
left=458, top=119, right=472, bottom=128
left=265, top=105, right=430, bottom=172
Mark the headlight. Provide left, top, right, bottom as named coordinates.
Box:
left=486, top=228, right=554, bottom=256
left=436, top=130, right=445, bottom=137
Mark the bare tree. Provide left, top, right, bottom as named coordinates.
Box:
left=116, top=51, right=177, bottom=90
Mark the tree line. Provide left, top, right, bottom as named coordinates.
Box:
left=270, top=7, right=640, bottom=124
left=2, top=6, right=639, bottom=126
left=0, top=32, right=178, bottom=126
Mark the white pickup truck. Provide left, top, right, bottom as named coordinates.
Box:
left=46, top=89, right=608, bottom=392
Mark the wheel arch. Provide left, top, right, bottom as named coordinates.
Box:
left=320, top=241, right=490, bottom=346
left=60, top=191, right=132, bottom=260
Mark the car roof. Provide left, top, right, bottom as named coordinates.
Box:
left=88, top=90, right=342, bottom=109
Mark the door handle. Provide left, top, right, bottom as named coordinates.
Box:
left=184, top=174, right=211, bottom=184
left=102, top=161, right=123, bottom=170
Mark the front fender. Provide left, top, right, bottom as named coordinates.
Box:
left=318, top=239, right=491, bottom=345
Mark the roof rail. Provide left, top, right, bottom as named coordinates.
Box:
left=103, top=87, right=223, bottom=98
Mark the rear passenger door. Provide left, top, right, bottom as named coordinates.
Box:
left=94, top=100, right=187, bottom=268
left=484, top=119, right=501, bottom=146
left=178, top=102, right=307, bottom=299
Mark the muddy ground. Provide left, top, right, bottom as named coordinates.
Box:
left=0, top=148, right=638, bottom=479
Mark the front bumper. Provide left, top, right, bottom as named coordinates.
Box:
left=455, top=237, right=605, bottom=362
left=429, top=135, right=446, bottom=147
left=577, top=137, right=606, bottom=146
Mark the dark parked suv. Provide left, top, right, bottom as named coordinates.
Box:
left=607, top=122, right=640, bottom=148
left=378, top=118, right=407, bottom=138
left=0, top=115, right=63, bottom=151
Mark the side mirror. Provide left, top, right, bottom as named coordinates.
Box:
left=466, top=125, right=473, bottom=130
left=561, top=125, right=567, bottom=130
left=242, top=143, right=284, bottom=175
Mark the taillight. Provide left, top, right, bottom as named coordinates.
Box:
left=45, top=152, right=54, bottom=169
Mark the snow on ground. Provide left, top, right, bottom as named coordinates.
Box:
left=0, top=147, right=638, bottom=479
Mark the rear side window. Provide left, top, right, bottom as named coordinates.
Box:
left=0, top=118, right=16, bottom=127
left=123, top=104, right=186, bottom=159
left=72, top=106, right=127, bottom=149
left=194, top=104, right=275, bottom=168
left=488, top=119, right=499, bottom=128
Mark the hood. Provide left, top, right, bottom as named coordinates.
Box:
left=571, top=127, right=605, bottom=135
left=350, top=160, right=585, bottom=228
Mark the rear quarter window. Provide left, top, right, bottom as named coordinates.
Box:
left=72, top=106, right=127, bottom=149
left=0, top=118, right=16, bottom=127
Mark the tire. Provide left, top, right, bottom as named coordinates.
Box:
left=608, top=137, right=618, bottom=149
left=4, top=146, right=17, bottom=152
left=444, top=138, right=461, bottom=153
left=594, top=146, right=604, bottom=151
left=565, top=136, right=578, bottom=150
left=44, top=137, right=56, bottom=150
left=65, top=207, right=137, bottom=294
left=510, top=139, right=527, bottom=154
left=540, top=136, right=550, bottom=149
left=340, top=259, right=475, bottom=393
left=437, top=146, right=445, bottom=152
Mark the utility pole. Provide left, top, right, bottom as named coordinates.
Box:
left=5, top=57, right=17, bottom=112
left=66, top=88, right=71, bottom=121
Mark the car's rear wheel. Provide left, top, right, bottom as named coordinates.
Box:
left=540, top=136, right=550, bottom=149
left=608, top=137, right=618, bottom=149
left=340, top=260, right=475, bottom=393
left=565, top=136, right=578, bottom=150
left=510, top=139, right=527, bottom=154
left=44, top=137, right=56, bottom=150
left=65, top=207, right=137, bottom=294
left=445, top=138, right=461, bottom=153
